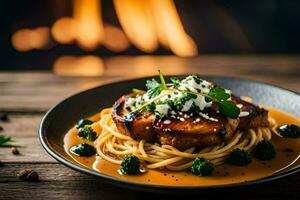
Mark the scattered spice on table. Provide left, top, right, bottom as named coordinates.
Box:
left=0, top=112, right=9, bottom=122
left=12, top=147, right=20, bottom=155
left=17, top=169, right=39, bottom=181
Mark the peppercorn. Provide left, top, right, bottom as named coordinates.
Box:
left=0, top=112, right=9, bottom=122
left=18, top=169, right=39, bottom=181
left=12, top=147, right=20, bottom=155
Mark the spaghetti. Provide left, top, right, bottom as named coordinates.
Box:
left=95, top=107, right=277, bottom=171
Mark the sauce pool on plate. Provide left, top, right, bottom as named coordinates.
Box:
left=64, top=106, right=300, bottom=186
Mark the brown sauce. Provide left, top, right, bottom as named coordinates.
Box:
left=64, top=107, right=300, bottom=186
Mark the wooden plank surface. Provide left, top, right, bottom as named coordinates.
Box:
left=1, top=55, right=300, bottom=112
left=0, top=55, right=299, bottom=199
left=1, top=164, right=299, bottom=199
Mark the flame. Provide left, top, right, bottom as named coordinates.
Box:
left=51, top=17, right=76, bottom=44
left=53, top=55, right=105, bottom=76
left=113, top=0, right=198, bottom=56
left=14, top=0, right=197, bottom=57
left=11, top=27, right=51, bottom=52
left=150, top=0, right=198, bottom=57
left=113, top=0, right=159, bottom=52
left=73, top=0, right=104, bottom=50
left=103, top=25, right=130, bottom=52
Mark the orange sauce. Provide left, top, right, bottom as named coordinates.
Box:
left=64, top=107, right=300, bottom=186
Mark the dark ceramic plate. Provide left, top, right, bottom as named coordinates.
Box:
left=39, top=76, right=300, bottom=193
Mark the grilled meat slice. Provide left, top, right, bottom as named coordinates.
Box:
left=112, top=93, right=238, bottom=149
left=153, top=116, right=239, bottom=150
left=111, top=93, right=269, bottom=150
left=231, top=96, right=269, bottom=129
left=112, top=94, right=157, bottom=142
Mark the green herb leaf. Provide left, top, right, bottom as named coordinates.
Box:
left=145, top=78, right=160, bottom=90
left=218, top=100, right=240, bottom=119
left=145, top=78, right=162, bottom=99
left=158, top=70, right=167, bottom=89
left=0, top=135, right=25, bottom=147
left=0, top=135, right=11, bottom=145
left=208, top=87, right=230, bottom=101
left=147, top=87, right=162, bottom=99
left=132, top=88, right=144, bottom=93
left=170, top=77, right=180, bottom=88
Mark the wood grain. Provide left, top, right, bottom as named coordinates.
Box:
left=0, top=137, right=55, bottom=163
left=1, top=55, right=300, bottom=112
left=0, top=163, right=298, bottom=199
left=0, top=115, right=42, bottom=137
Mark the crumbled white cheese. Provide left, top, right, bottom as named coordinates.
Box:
left=181, top=100, right=193, bottom=112
left=199, top=80, right=212, bottom=93
left=163, top=120, right=171, bottom=124
left=236, top=104, right=243, bottom=109
left=178, top=76, right=212, bottom=94
left=239, top=111, right=250, bottom=117
left=199, top=113, right=219, bottom=122
left=225, top=89, right=231, bottom=95
left=194, top=118, right=200, bottom=122
left=194, top=96, right=212, bottom=110
left=155, top=104, right=170, bottom=116
left=125, top=97, right=136, bottom=108
left=179, top=78, right=199, bottom=92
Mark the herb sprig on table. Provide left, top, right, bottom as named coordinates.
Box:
left=0, top=135, right=25, bottom=147
left=131, top=71, right=240, bottom=119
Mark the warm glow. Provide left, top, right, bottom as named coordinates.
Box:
left=11, top=27, right=51, bottom=52
left=13, top=0, right=198, bottom=59
left=51, top=17, right=76, bottom=44
left=150, top=0, right=198, bottom=57
left=103, top=25, right=130, bottom=52
left=113, top=0, right=159, bottom=52
left=113, top=0, right=198, bottom=57
left=53, top=55, right=105, bottom=76
left=73, top=0, right=104, bottom=50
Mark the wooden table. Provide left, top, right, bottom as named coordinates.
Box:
left=0, top=55, right=299, bottom=199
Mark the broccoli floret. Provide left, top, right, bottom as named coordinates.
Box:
left=78, top=125, right=97, bottom=141
left=76, top=119, right=93, bottom=129
left=190, top=157, right=214, bottom=176
left=120, top=155, right=140, bottom=175
left=226, top=148, right=252, bottom=166
left=252, top=140, right=276, bottom=160
left=70, top=143, right=96, bottom=157
left=277, top=124, right=300, bottom=138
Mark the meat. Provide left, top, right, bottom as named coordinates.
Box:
left=153, top=115, right=239, bottom=150
left=112, top=93, right=269, bottom=150
left=112, top=94, right=157, bottom=142
left=231, top=96, right=269, bottom=129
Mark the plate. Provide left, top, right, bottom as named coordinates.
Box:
left=39, top=75, right=300, bottom=193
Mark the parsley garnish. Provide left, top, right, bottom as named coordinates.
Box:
left=130, top=71, right=240, bottom=119
left=170, top=77, right=180, bottom=88
left=0, top=135, right=25, bottom=147
left=78, top=126, right=97, bottom=141
left=183, top=89, right=240, bottom=119
left=132, top=88, right=144, bottom=93
left=144, top=70, right=168, bottom=99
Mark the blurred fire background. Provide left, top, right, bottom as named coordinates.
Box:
left=1, top=0, right=300, bottom=74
